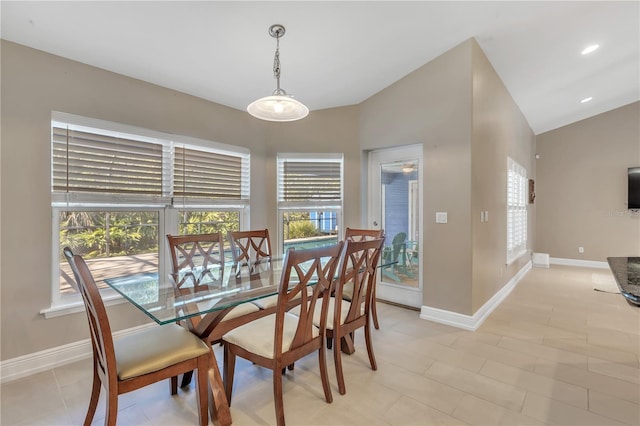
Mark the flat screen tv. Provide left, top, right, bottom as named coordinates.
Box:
left=629, top=167, right=640, bottom=209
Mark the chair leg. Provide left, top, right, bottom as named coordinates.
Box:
left=181, top=370, right=194, bottom=388
left=364, top=321, right=378, bottom=371
left=273, top=367, right=285, bottom=426
left=195, top=357, right=209, bottom=426
left=170, top=376, right=178, bottom=395
left=333, top=332, right=346, bottom=395
left=104, top=385, right=118, bottom=426
left=223, top=343, right=236, bottom=405
left=83, top=361, right=101, bottom=426
left=318, top=345, right=333, bottom=403
left=371, top=285, right=380, bottom=330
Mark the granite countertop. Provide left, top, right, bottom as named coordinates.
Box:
left=607, top=257, right=640, bottom=306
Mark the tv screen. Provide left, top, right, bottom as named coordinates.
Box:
left=629, top=167, right=640, bottom=209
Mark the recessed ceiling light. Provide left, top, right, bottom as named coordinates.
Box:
left=580, top=97, right=593, bottom=103
left=581, top=44, right=599, bottom=55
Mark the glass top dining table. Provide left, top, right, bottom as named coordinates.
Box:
left=104, top=258, right=297, bottom=325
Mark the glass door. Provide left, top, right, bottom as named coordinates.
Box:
left=369, top=145, right=422, bottom=308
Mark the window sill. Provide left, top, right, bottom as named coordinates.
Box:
left=40, top=293, right=126, bottom=319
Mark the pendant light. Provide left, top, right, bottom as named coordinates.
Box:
left=247, top=24, right=309, bottom=122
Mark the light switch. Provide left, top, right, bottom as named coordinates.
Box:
left=485, top=211, right=489, bottom=222
left=480, top=211, right=485, bottom=222
left=436, top=212, right=448, bottom=223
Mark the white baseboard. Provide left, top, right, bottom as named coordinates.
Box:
left=419, top=261, right=532, bottom=331
left=550, top=257, right=609, bottom=269
left=0, top=323, right=155, bottom=384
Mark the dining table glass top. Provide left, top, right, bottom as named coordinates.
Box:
left=104, top=259, right=293, bottom=325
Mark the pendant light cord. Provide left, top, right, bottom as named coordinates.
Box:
left=273, top=31, right=282, bottom=93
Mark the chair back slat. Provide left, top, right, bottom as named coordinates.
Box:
left=275, top=243, right=343, bottom=354
left=63, top=247, right=118, bottom=390
left=335, top=238, right=385, bottom=324
left=228, top=229, right=272, bottom=266
left=344, top=227, right=385, bottom=242
left=167, top=233, right=224, bottom=289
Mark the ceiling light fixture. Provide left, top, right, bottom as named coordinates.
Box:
left=402, top=163, right=415, bottom=173
left=247, top=24, right=309, bottom=122
left=581, top=44, right=599, bottom=55
left=580, top=97, right=593, bottom=103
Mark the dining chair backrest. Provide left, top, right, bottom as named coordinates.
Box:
left=275, top=242, right=343, bottom=356
left=344, top=227, right=385, bottom=242
left=342, top=228, right=385, bottom=330
left=334, top=237, right=385, bottom=323
left=166, top=233, right=224, bottom=289
left=63, top=247, right=118, bottom=393
left=228, top=229, right=272, bottom=266
left=324, top=237, right=385, bottom=395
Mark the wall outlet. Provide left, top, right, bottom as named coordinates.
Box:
left=578, top=246, right=584, bottom=253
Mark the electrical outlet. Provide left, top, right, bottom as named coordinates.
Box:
left=436, top=212, right=448, bottom=223
left=578, top=246, right=584, bottom=253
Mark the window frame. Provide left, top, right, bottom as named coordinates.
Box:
left=506, top=157, right=528, bottom=265
left=276, top=153, right=344, bottom=255
left=48, top=112, right=250, bottom=313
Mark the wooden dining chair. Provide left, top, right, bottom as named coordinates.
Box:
left=166, top=233, right=262, bottom=337
left=325, top=237, right=384, bottom=395
left=228, top=228, right=272, bottom=266
left=222, top=242, right=343, bottom=426
left=344, top=227, right=385, bottom=329
left=62, top=247, right=212, bottom=426
left=227, top=229, right=278, bottom=310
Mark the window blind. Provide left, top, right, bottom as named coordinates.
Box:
left=277, top=155, right=343, bottom=207
left=173, top=145, right=249, bottom=202
left=52, top=117, right=250, bottom=206
left=52, top=124, right=165, bottom=196
left=507, top=157, right=527, bottom=263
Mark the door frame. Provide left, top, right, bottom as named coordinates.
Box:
left=368, top=144, right=423, bottom=308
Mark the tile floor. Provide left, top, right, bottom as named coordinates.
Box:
left=2, top=265, right=639, bottom=425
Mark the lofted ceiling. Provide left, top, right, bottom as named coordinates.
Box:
left=1, top=1, right=638, bottom=134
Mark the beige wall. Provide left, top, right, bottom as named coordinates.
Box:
left=470, top=40, right=536, bottom=312
left=359, top=39, right=537, bottom=316
left=535, top=102, right=640, bottom=260
left=0, top=41, right=360, bottom=360
left=359, top=40, right=474, bottom=314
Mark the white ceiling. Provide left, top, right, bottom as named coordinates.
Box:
left=2, top=1, right=638, bottom=134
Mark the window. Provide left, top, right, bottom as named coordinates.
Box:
left=277, top=154, right=343, bottom=254
left=507, top=157, right=527, bottom=264
left=51, top=112, right=249, bottom=308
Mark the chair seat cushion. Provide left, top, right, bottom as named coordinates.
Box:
left=341, top=282, right=354, bottom=301
left=221, top=302, right=261, bottom=320
left=250, top=294, right=279, bottom=310
left=250, top=287, right=311, bottom=310
left=290, top=297, right=352, bottom=331
left=114, top=324, right=209, bottom=381
left=223, top=313, right=318, bottom=359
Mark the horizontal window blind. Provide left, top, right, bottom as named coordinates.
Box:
left=507, top=157, right=527, bottom=263
left=52, top=116, right=250, bottom=206
left=52, top=124, right=165, bottom=196
left=277, top=156, right=343, bottom=206
left=174, top=145, right=249, bottom=201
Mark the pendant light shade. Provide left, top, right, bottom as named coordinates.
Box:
left=247, top=24, right=309, bottom=122
left=247, top=93, right=309, bottom=122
